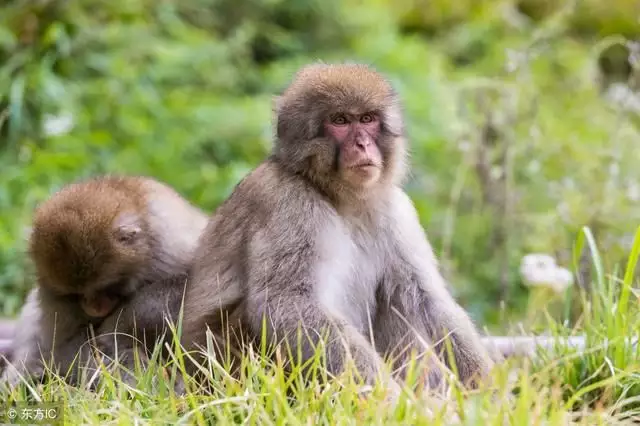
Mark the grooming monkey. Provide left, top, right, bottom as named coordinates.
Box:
left=180, top=63, right=495, bottom=394
left=2, top=176, right=208, bottom=387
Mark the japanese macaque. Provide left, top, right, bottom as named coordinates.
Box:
left=179, top=63, right=495, bottom=396
left=1, top=176, right=208, bottom=388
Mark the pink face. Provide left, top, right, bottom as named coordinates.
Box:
left=324, top=112, right=383, bottom=187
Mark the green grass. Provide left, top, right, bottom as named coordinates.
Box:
left=0, top=227, right=639, bottom=425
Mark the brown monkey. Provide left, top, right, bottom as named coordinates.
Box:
left=180, top=63, right=495, bottom=395
left=1, top=176, right=208, bottom=388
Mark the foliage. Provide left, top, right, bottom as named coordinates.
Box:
left=1, top=0, right=640, bottom=332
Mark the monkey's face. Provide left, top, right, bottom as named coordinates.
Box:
left=275, top=63, right=407, bottom=195
left=324, top=111, right=383, bottom=188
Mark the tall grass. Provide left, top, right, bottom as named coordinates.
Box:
left=0, top=228, right=639, bottom=425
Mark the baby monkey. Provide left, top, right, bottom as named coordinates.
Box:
left=180, top=63, right=495, bottom=396
left=2, top=175, right=208, bottom=387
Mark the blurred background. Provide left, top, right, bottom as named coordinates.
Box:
left=0, top=0, right=639, bottom=333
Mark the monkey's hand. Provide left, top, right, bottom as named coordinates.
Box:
left=0, top=360, right=44, bottom=390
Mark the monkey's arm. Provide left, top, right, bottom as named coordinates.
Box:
left=1, top=290, right=45, bottom=386
left=2, top=289, right=97, bottom=387
left=95, top=275, right=186, bottom=350
left=376, top=191, right=494, bottom=388
left=90, top=276, right=187, bottom=385
left=39, top=297, right=99, bottom=384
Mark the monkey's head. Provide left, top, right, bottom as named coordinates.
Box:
left=274, top=63, right=407, bottom=200
left=28, top=179, right=152, bottom=318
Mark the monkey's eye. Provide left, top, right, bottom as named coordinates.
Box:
left=360, top=113, right=375, bottom=123
left=332, top=115, right=348, bottom=125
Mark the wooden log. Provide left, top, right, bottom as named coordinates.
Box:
left=482, top=335, right=639, bottom=359
left=481, top=336, right=587, bottom=358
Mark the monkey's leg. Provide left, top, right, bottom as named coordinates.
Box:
left=247, top=292, right=400, bottom=394
left=93, top=328, right=190, bottom=394
left=92, top=315, right=156, bottom=387
left=372, top=291, right=447, bottom=391
left=1, top=334, right=97, bottom=389
left=94, top=338, right=149, bottom=387
left=177, top=301, right=251, bottom=397
left=0, top=346, right=45, bottom=389
left=3, top=325, right=95, bottom=389
left=50, top=331, right=104, bottom=386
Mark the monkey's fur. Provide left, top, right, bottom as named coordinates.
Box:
left=180, top=63, right=495, bottom=394
left=2, top=176, right=208, bottom=387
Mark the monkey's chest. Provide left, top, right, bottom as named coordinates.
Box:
left=315, top=227, right=382, bottom=333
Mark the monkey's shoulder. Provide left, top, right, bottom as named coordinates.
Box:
left=383, top=187, right=419, bottom=218
left=219, top=159, right=328, bottom=223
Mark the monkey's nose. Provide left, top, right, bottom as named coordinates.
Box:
left=355, top=136, right=371, bottom=148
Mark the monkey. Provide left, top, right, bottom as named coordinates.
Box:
left=1, top=175, right=208, bottom=388
left=179, top=63, right=495, bottom=396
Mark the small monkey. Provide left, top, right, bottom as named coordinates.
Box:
left=2, top=176, right=208, bottom=387
left=180, top=63, right=494, bottom=394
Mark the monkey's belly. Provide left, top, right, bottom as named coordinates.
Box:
left=314, top=233, right=380, bottom=332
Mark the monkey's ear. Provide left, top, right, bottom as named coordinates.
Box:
left=116, top=224, right=141, bottom=244
left=113, top=212, right=142, bottom=244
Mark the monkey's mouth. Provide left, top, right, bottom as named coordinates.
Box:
left=349, top=161, right=378, bottom=169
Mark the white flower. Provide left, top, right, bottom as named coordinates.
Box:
left=42, top=113, right=74, bottom=137
left=520, top=253, right=574, bottom=293
left=604, top=84, right=640, bottom=113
